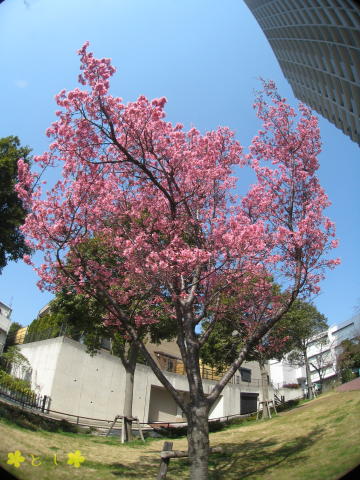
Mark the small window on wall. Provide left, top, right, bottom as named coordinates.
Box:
left=167, top=358, right=175, bottom=372
left=240, top=368, right=251, bottom=383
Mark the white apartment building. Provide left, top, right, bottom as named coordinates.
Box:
left=270, top=313, right=360, bottom=391
left=0, top=301, right=12, bottom=354
left=269, top=358, right=305, bottom=388
left=307, top=313, right=360, bottom=385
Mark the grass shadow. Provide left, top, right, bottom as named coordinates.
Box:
left=208, top=427, right=326, bottom=480
left=85, top=426, right=325, bottom=479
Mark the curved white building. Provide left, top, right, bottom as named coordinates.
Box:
left=244, top=0, right=360, bottom=145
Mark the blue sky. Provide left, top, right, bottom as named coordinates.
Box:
left=0, top=0, right=359, bottom=327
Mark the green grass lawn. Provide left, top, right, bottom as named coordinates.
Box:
left=0, top=390, right=359, bottom=479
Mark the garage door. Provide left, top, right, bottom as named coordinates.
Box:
left=240, top=393, right=258, bottom=415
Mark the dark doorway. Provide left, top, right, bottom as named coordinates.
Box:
left=240, top=392, right=258, bottom=414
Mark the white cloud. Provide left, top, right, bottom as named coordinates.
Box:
left=15, top=80, right=29, bottom=88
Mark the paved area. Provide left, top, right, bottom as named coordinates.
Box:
left=336, top=376, right=360, bottom=392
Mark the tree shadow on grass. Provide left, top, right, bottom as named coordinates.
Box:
left=208, top=427, right=326, bottom=480
left=98, top=427, right=325, bottom=479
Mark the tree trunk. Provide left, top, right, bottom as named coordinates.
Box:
left=123, top=366, right=135, bottom=441
left=311, top=364, right=323, bottom=393
left=187, top=403, right=210, bottom=480
left=121, top=341, right=139, bottom=441
left=259, top=361, right=269, bottom=418
left=304, top=350, right=313, bottom=400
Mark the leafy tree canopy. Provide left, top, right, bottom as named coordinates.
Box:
left=0, top=136, right=31, bottom=273
left=337, top=336, right=360, bottom=383
left=0, top=345, right=30, bottom=373
left=282, top=299, right=328, bottom=366
left=200, top=295, right=321, bottom=373
left=4, top=321, right=23, bottom=350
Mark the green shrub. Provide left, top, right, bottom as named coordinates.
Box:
left=57, top=419, right=79, bottom=433
left=341, top=368, right=357, bottom=384
left=0, top=370, right=34, bottom=396
left=276, top=398, right=301, bottom=412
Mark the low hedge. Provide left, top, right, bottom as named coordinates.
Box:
left=275, top=398, right=301, bottom=412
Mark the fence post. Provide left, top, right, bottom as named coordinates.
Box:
left=157, top=441, right=173, bottom=480
left=41, top=395, right=47, bottom=413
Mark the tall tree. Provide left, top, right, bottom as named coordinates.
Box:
left=0, top=136, right=31, bottom=273
left=16, top=44, right=339, bottom=479
left=284, top=300, right=328, bottom=398
left=3, top=322, right=23, bottom=351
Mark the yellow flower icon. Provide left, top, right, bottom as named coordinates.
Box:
left=7, top=450, right=25, bottom=468
left=67, top=450, right=85, bottom=468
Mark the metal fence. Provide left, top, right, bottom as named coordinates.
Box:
left=0, top=394, right=253, bottom=436
left=0, top=380, right=50, bottom=412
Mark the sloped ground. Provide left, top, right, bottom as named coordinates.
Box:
left=0, top=390, right=359, bottom=480
left=336, top=376, right=360, bottom=392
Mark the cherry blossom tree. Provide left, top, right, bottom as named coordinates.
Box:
left=16, top=43, right=339, bottom=479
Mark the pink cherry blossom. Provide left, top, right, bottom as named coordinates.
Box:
left=16, top=46, right=339, bottom=476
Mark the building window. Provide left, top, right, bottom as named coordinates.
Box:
left=167, top=358, right=175, bottom=372
left=240, top=367, right=252, bottom=383
left=155, top=352, right=179, bottom=373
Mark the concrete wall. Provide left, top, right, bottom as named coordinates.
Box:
left=18, top=336, right=267, bottom=422
left=17, top=337, right=63, bottom=397
left=50, top=337, right=125, bottom=418
left=276, top=386, right=304, bottom=402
